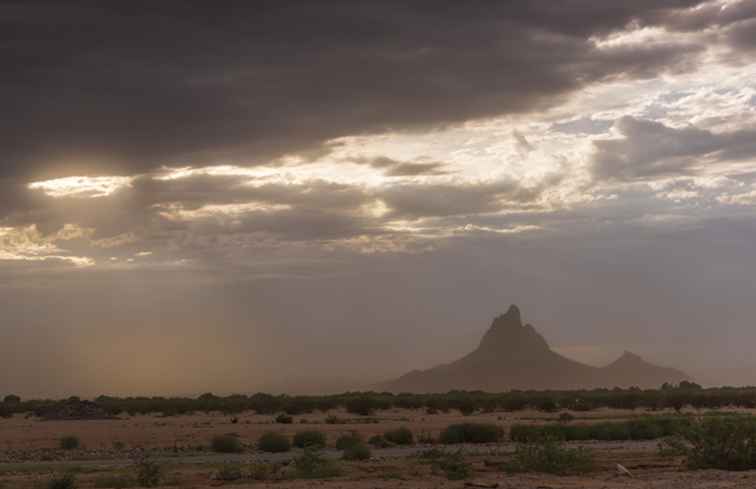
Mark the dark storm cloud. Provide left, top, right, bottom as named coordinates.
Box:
left=592, top=116, right=756, bottom=181
left=379, top=180, right=547, bottom=219
left=0, top=0, right=713, bottom=180
left=651, top=0, right=756, bottom=32
left=351, top=156, right=449, bottom=177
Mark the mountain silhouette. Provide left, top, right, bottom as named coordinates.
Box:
left=382, top=305, right=689, bottom=392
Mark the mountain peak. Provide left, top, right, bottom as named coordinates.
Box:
left=475, top=305, right=549, bottom=355
left=502, top=304, right=521, bottom=323
left=381, top=304, right=692, bottom=393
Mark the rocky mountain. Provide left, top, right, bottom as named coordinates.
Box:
left=382, top=305, right=689, bottom=393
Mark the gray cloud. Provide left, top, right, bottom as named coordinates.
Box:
left=351, top=156, right=449, bottom=177
left=0, top=0, right=714, bottom=180
left=592, top=116, right=756, bottom=181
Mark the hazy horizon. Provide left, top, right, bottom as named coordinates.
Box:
left=3, top=1, right=756, bottom=398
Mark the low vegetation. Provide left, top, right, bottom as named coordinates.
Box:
left=504, top=440, right=595, bottom=475
left=59, top=436, right=80, bottom=450
left=510, top=416, right=691, bottom=442
left=293, top=448, right=342, bottom=479
left=47, top=474, right=77, bottom=489
left=257, top=431, right=291, bottom=453
left=434, top=451, right=472, bottom=480
left=383, top=426, right=414, bottom=445
left=660, top=416, right=756, bottom=470
left=5, top=382, right=755, bottom=419
left=211, top=433, right=243, bottom=453
left=342, top=442, right=371, bottom=460
left=440, top=423, right=504, bottom=444
left=293, top=430, right=327, bottom=449
left=368, top=434, right=392, bottom=447
left=275, top=413, right=293, bottom=424
left=215, top=463, right=243, bottom=481
left=335, top=432, right=363, bottom=450
left=135, top=457, right=162, bottom=487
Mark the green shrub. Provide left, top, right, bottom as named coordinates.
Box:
left=384, top=427, right=413, bottom=445
left=440, top=423, right=503, bottom=444
left=215, top=463, right=243, bottom=481
left=504, top=440, right=594, bottom=475
left=368, top=434, right=391, bottom=448
left=342, top=442, right=371, bottom=460
left=435, top=451, right=471, bottom=480
left=660, top=416, right=756, bottom=470
left=258, top=431, right=291, bottom=453
left=211, top=434, right=243, bottom=453
left=417, top=430, right=435, bottom=444
left=345, top=397, right=387, bottom=416
left=0, top=405, right=12, bottom=419
left=47, top=474, right=77, bottom=489
left=136, top=457, right=162, bottom=487
left=510, top=416, right=691, bottom=443
left=59, top=436, right=80, bottom=450
left=249, top=462, right=275, bottom=481
left=275, top=413, right=293, bottom=424
left=293, top=430, right=327, bottom=449
left=293, top=448, right=342, bottom=479
left=335, top=432, right=363, bottom=450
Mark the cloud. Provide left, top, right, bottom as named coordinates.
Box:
left=351, top=156, right=449, bottom=177
left=0, top=1, right=716, bottom=180
left=592, top=116, right=756, bottom=181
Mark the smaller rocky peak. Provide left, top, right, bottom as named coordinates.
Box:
left=492, top=304, right=522, bottom=328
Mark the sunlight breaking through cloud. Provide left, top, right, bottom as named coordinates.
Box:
left=28, top=176, right=134, bottom=198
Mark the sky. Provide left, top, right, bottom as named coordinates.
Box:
left=2, top=1, right=756, bottom=397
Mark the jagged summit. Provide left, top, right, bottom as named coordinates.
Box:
left=381, top=305, right=690, bottom=393
left=476, top=304, right=549, bottom=357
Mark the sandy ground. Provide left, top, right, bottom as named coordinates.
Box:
left=0, top=407, right=692, bottom=452
left=2, top=407, right=756, bottom=488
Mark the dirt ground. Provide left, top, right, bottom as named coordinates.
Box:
left=3, top=407, right=756, bottom=488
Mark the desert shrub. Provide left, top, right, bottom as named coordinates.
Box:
left=384, top=426, right=414, bottom=445
left=324, top=414, right=343, bottom=424
left=335, top=431, right=363, bottom=450
left=440, top=423, right=503, bottom=444
left=458, top=402, right=476, bottom=416
left=0, top=405, right=11, bottom=419
left=510, top=416, right=690, bottom=443
left=59, top=435, right=80, bottom=450
left=47, top=474, right=77, bottom=489
left=93, top=475, right=136, bottom=488
left=257, top=431, right=291, bottom=453
left=368, top=434, right=391, bottom=448
left=215, top=463, right=243, bottom=481
left=538, top=399, right=559, bottom=413
left=417, top=430, right=435, bottom=444
left=293, top=430, right=327, bottom=449
left=293, top=448, right=342, bottom=479
left=342, top=442, right=371, bottom=460
left=660, top=416, right=756, bottom=470
left=136, top=457, right=162, bottom=487
left=434, top=451, right=472, bottom=480
left=504, top=440, right=594, bottom=475
left=275, top=413, right=293, bottom=424
left=3, top=394, right=20, bottom=404
left=211, top=434, right=243, bottom=453
left=249, top=462, right=275, bottom=481
left=345, top=396, right=389, bottom=416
